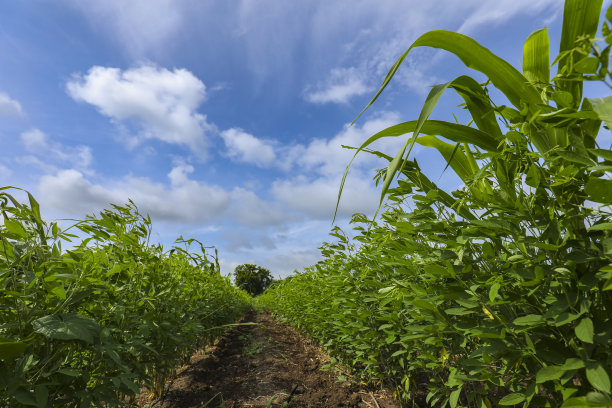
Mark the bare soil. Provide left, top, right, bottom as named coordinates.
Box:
left=136, top=310, right=397, bottom=408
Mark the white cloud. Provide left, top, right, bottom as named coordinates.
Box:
left=66, top=65, right=214, bottom=154
left=272, top=174, right=379, bottom=220
left=36, top=162, right=297, bottom=228
left=220, top=128, right=277, bottom=168
left=228, top=187, right=295, bottom=227
left=38, top=165, right=231, bottom=223
left=305, top=67, right=372, bottom=104
left=0, top=92, right=24, bottom=117
left=20, top=129, right=93, bottom=169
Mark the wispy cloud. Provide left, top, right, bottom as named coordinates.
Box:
left=20, top=128, right=93, bottom=170
left=64, top=0, right=189, bottom=56
left=305, top=67, right=372, bottom=104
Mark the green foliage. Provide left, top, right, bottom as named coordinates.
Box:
left=0, top=187, right=251, bottom=407
left=262, top=1, right=612, bottom=407
left=234, top=263, right=273, bottom=296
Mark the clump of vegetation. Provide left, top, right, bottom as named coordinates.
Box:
left=234, top=263, right=273, bottom=296
left=0, top=187, right=251, bottom=407
left=260, top=1, right=612, bottom=407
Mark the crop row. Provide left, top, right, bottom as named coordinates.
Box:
left=260, top=1, right=612, bottom=407
left=0, top=188, right=251, bottom=407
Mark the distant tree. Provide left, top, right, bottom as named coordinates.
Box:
left=233, top=264, right=273, bottom=296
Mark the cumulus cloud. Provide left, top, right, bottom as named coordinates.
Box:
left=0, top=92, right=24, bottom=117
left=36, top=162, right=298, bottom=228
left=20, top=129, right=93, bottom=169
left=66, top=65, right=214, bottom=154
left=220, top=128, right=277, bottom=168
left=38, top=164, right=231, bottom=223
left=228, top=187, right=294, bottom=227
left=272, top=174, right=380, bottom=220
left=305, top=67, right=372, bottom=104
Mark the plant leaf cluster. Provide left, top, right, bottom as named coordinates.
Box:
left=0, top=188, right=251, bottom=407
left=261, top=1, right=612, bottom=406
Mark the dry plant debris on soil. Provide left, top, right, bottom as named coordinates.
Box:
left=135, top=311, right=396, bottom=408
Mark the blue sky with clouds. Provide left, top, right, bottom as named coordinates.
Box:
left=1, top=0, right=598, bottom=277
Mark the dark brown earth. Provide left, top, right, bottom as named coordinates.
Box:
left=136, top=311, right=397, bottom=408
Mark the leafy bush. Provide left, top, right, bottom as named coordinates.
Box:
left=0, top=188, right=251, bottom=407
left=234, top=263, right=273, bottom=296
left=261, top=1, right=612, bottom=407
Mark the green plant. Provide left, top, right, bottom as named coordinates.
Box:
left=234, top=263, right=274, bottom=296
left=0, top=187, right=251, bottom=407
left=262, top=1, right=612, bottom=407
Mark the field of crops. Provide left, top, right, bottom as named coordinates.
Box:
left=0, top=188, right=251, bottom=407
left=259, top=1, right=612, bottom=407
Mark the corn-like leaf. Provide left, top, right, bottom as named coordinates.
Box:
left=523, top=28, right=550, bottom=85
left=355, top=30, right=541, bottom=126
left=334, top=119, right=498, bottom=221
left=416, top=136, right=473, bottom=182
left=558, top=0, right=603, bottom=101
left=451, top=76, right=503, bottom=141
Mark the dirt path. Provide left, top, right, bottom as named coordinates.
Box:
left=138, top=311, right=397, bottom=408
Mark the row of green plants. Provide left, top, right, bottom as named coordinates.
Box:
left=0, top=187, right=252, bottom=407
left=259, top=1, right=612, bottom=406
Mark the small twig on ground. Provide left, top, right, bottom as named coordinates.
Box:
left=369, top=392, right=381, bottom=408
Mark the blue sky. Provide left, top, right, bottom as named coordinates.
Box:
left=0, top=0, right=594, bottom=277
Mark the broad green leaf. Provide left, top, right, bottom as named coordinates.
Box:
left=525, top=165, right=541, bottom=188
left=586, top=363, right=611, bottom=393
left=586, top=392, right=612, bottom=405
left=424, top=264, right=453, bottom=278
left=3, top=219, right=27, bottom=239
left=450, top=388, right=461, bottom=408
left=588, top=96, right=612, bottom=130
left=574, top=56, right=599, bottom=73
left=575, top=317, right=594, bottom=343
left=499, top=393, right=526, bottom=405
left=514, top=314, right=545, bottom=326
left=489, top=283, right=501, bottom=302
left=32, top=314, right=101, bottom=344
left=536, top=365, right=564, bottom=383
left=523, top=28, right=550, bottom=85
left=588, top=223, right=612, bottom=231
left=561, top=358, right=585, bottom=371
left=585, top=178, right=612, bottom=204
left=590, top=148, right=612, bottom=161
